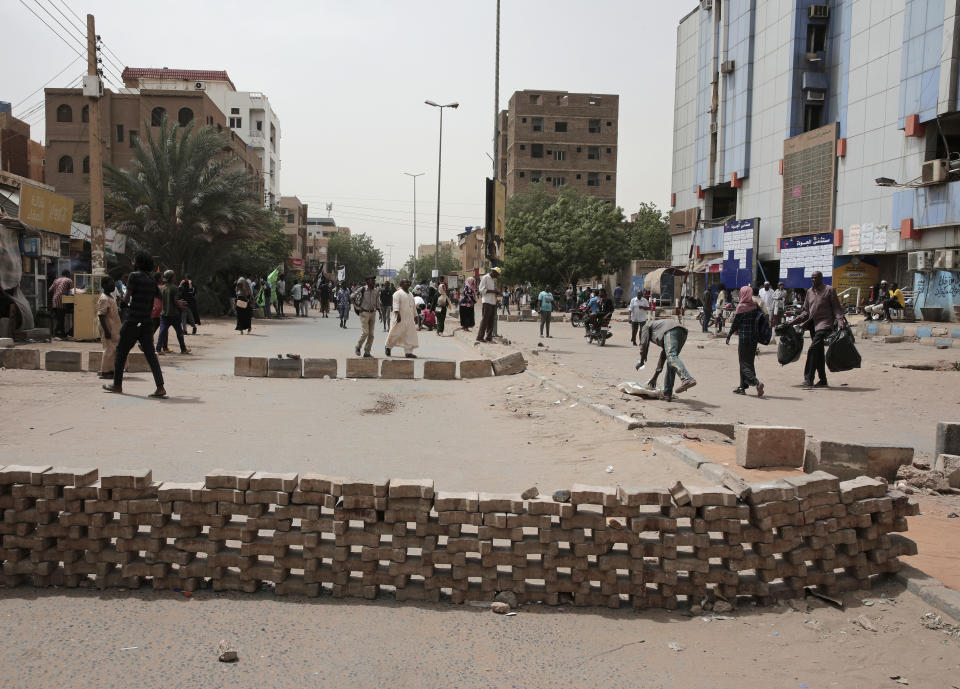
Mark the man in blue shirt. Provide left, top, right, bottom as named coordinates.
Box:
left=537, top=285, right=555, bottom=337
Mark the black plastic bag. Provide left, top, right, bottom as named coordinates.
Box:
left=825, top=324, right=861, bottom=372
left=775, top=323, right=803, bottom=365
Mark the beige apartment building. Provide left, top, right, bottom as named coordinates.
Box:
left=417, top=239, right=460, bottom=262
left=43, top=87, right=263, bottom=203
left=0, top=109, right=45, bottom=184
left=501, top=90, right=618, bottom=204
left=457, top=227, right=486, bottom=274
left=278, top=196, right=308, bottom=268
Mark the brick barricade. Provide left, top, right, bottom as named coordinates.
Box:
left=0, top=466, right=918, bottom=609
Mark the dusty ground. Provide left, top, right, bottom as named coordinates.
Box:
left=1, top=312, right=959, bottom=688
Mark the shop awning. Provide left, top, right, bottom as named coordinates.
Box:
left=643, top=267, right=688, bottom=295
left=692, top=257, right=723, bottom=273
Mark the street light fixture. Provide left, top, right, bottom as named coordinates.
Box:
left=425, top=100, right=458, bottom=280
left=403, top=172, right=424, bottom=283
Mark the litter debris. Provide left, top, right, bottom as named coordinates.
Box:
left=605, top=465, right=614, bottom=473
left=948, top=512, right=959, bottom=518
left=862, top=599, right=875, bottom=606
left=890, top=676, right=909, bottom=685
left=120, top=646, right=138, bottom=651
left=667, top=642, right=685, bottom=652
left=217, top=640, right=238, bottom=663
left=491, top=602, right=511, bottom=614
left=855, top=615, right=878, bottom=632
left=805, top=586, right=844, bottom=610
left=681, top=432, right=701, bottom=442
left=505, top=612, right=517, bottom=616
left=569, top=403, right=578, bottom=408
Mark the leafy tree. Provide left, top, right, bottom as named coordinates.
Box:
left=503, top=183, right=628, bottom=288
left=104, top=116, right=275, bottom=279
left=623, top=202, right=670, bottom=260
left=327, top=232, right=383, bottom=284
left=399, top=246, right=461, bottom=281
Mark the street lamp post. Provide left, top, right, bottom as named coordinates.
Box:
left=425, top=100, right=458, bottom=280
left=402, top=172, right=424, bottom=283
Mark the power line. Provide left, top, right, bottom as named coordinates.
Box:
left=12, top=56, right=82, bottom=109
left=17, top=0, right=85, bottom=60
left=40, top=0, right=128, bottom=89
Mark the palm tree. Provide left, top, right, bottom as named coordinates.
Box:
left=105, top=116, right=273, bottom=277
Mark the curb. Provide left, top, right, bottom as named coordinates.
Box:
left=894, top=563, right=960, bottom=622
left=652, top=436, right=711, bottom=469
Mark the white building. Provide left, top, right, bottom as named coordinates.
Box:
left=670, top=1, right=960, bottom=321
left=122, top=68, right=281, bottom=208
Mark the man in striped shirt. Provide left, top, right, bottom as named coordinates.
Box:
left=48, top=270, right=73, bottom=338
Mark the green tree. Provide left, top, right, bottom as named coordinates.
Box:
left=623, top=202, right=670, bottom=260
left=503, top=183, right=628, bottom=288
left=104, top=116, right=275, bottom=278
left=399, top=246, right=461, bottom=281
left=327, top=232, right=384, bottom=283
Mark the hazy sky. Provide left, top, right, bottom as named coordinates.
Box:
left=4, top=0, right=694, bottom=270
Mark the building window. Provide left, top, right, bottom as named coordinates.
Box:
left=556, top=95, right=568, bottom=106
left=129, top=130, right=139, bottom=148
left=807, top=23, right=827, bottom=53
left=554, top=150, right=565, bottom=161
left=803, top=103, right=822, bottom=132
left=58, top=155, right=73, bottom=173
left=588, top=146, right=600, bottom=160
left=576, top=146, right=582, bottom=153
left=229, top=116, right=242, bottom=128
left=552, top=177, right=566, bottom=188
left=287, top=214, right=295, bottom=223
left=576, top=173, right=582, bottom=180
left=606, top=175, right=612, bottom=181
left=519, top=171, right=525, bottom=177
left=521, top=117, right=526, bottom=123
left=606, top=121, right=612, bottom=126
left=529, top=94, right=541, bottom=105
left=231, top=107, right=240, bottom=114
left=82, top=156, right=89, bottom=174
left=531, top=143, right=544, bottom=158
left=56, top=104, right=72, bottom=123
left=532, top=117, right=543, bottom=132
left=588, top=97, right=602, bottom=106
left=589, top=119, right=601, bottom=133
left=606, top=147, right=612, bottom=153
left=256, top=120, right=263, bottom=131
left=519, top=144, right=525, bottom=150
left=178, top=107, right=194, bottom=126
left=587, top=172, right=600, bottom=186
left=151, top=107, right=166, bottom=127
left=530, top=170, right=542, bottom=182
left=116, top=124, right=123, bottom=142
left=554, top=121, right=568, bottom=133
left=81, top=105, right=89, bottom=123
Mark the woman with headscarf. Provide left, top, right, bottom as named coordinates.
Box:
left=435, top=280, right=450, bottom=335
left=234, top=276, right=253, bottom=334
left=459, top=276, right=477, bottom=331
left=725, top=286, right=765, bottom=397
left=336, top=282, right=351, bottom=328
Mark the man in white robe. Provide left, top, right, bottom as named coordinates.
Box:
left=385, top=278, right=419, bottom=358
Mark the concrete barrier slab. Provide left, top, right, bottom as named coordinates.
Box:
left=0, top=348, right=41, bottom=370
left=459, top=359, right=493, bottom=379
left=88, top=351, right=103, bottom=372
left=43, top=349, right=82, bottom=372
left=346, top=357, right=379, bottom=378
left=267, top=357, right=302, bottom=378
left=492, top=351, right=527, bottom=376
left=423, top=360, right=456, bottom=380
left=235, top=356, right=269, bottom=377
left=735, top=425, right=805, bottom=468
left=812, top=439, right=913, bottom=480
left=303, top=358, right=337, bottom=378
left=0, top=337, right=13, bottom=348
left=937, top=422, right=960, bottom=457
left=380, top=359, right=414, bottom=379
left=126, top=352, right=150, bottom=373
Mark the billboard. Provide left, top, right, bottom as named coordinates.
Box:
left=833, top=255, right=878, bottom=306
left=779, top=233, right=833, bottom=288
left=18, top=184, right=74, bottom=235
left=378, top=268, right=398, bottom=278
left=721, top=218, right=758, bottom=289
left=484, top=178, right=505, bottom=264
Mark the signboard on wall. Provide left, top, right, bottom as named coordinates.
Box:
left=833, top=255, right=879, bottom=306
left=779, top=233, right=833, bottom=288
left=721, top=218, right=758, bottom=289
left=18, top=184, right=74, bottom=235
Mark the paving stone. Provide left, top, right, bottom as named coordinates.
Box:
left=934, top=454, right=960, bottom=488
left=249, top=471, right=299, bottom=492
left=267, top=357, right=302, bottom=378
left=388, top=478, right=435, bottom=499
left=42, top=467, right=98, bottom=487
left=937, top=422, right=960, bottom=457
left=459, top=359, right=493, bottom=378
left=491, top=351, right=527, bottom=376
left=380, top=359, right=414, bottom=379
left=303, top=358, right=337, bottom=378
left=234, top=356, right=268, bottom=377
left=434, top=491, right=479, bottom=512
left=423, top=360, right=456, bottom=380
left=100, top=469, right=152, bottom=490
left=735, top=425, right=806, bottom=468
left=345, top=357, right=379, bottom=378
left=205, top=469, right=256, bottom=490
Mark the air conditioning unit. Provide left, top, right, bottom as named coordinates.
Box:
left=721, top=60, right=736, bottom=74
left=82, top=75, right=103, bottom=98
left=194, top=81, right=205, bottom=90
left=922, top=158, right=948, bottom=184
left=934, top=249, right=958, bottom=269
left=907, top=251, right=934, bottom=270
left=809, top=5, right=830, bottom=19
left=806, top=90, right=826, bottom=102
left=701, top=0, right=713, bottom=10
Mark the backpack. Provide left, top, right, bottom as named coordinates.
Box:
left=352, top=287, right=366, bottom=310
left=756, top=310, right=772, bottom=345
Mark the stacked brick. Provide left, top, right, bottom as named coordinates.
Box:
left=0, top=465, right=919, bottom=610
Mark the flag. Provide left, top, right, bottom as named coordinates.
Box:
left=337, top=267, right=345, bottom=282
left=266, top=266, right=279, bottom=305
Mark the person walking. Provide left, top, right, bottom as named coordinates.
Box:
left=700, top=285, right=714, bottom=333
left=103, top=253, right=166, bottom=398
left=290, top=279, right=302, bottom=317
left=459, top=276, right=477, bottom=331
left=336, top=282, right=351, bottom=328
left=235, top=276, right=253, bottom=334
left=48, top=269, right=73, bottom=339
left=792, top=270, right=845, bottom=388
left=726, top=286, right=765, bottom=397
left=385, top=277, right=419, bottom=358
left=629, top=290, right=650, bottom=345
left=379, top=281, right=393, bottom=331
left=178, top=275, right=200, bottom=335
left=614, top=283, right=624, bottom=308
left=758, top=281, right=775, bottom=316
left=275, top=274, right=286, bottom=318
left=96, top=276, right=121, bottom=380
left=156, top=270, right=190, bottom=354
left=537, top=284, right=555, bottom=337
left=714, top=283, right=729, bottom=333
left=773, top=282, right=787, bottom=326
left=435, top=280, right=450, bottom=335
left=636, top=317, right=697, bottom=402
left=476, top=267, right=500, bottom=342
left=301, top=282, right=311, bottom=316
left=319, top=279, right=330, bottom=318
left=353, top=276, right=379, bottom=357
left=565, top=285, right=574, bottom=312
left=260, top=276, right=272, bottom=320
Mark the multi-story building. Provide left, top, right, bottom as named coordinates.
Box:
left=278, top=196, right=308, bottom=270
left=458, top=226, right=486, bottom=274
left=417, top=239, right=461, bottom=262
left=121, top=68, right=281, bottom=208
left=671, top=1, right=960, bottom=320
left=44, top=86, right=262, bottom=203
left=0, top=104, right=45, bottom=184
left=501, top=90, right=618, bottom=204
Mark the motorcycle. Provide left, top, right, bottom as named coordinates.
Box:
left=570, top=303, right=589, bottom=328
left=585, top=312, right=613, bottom=345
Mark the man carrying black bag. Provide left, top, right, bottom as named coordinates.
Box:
left=792, top=271, right=846, bottom=388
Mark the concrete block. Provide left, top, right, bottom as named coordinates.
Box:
left=380, top=359, right=414, bottom=379
left=491, top=351, right=527, bottom=376
left=423, top=360, right=456, bottom=380
left=267, top=357, right=302, bottom=378
left=345, top=357, right=378, bottom=378
left=864, top=445, right=914, bottom=481
left=303, top=358, right=337, bottom=378
left=234, top=356, right=268, bottom=377
left=735, top=425, right=805, bottom=468
left=88, top=351, right=103, bottom=372
left=459, top=359, right=493, bottom=379
left=0, top=347, right=41, bottom=370
left=126, top=352, right=150, bottom=373
left=815, top=440, right=913, bottom=480
left=44, top=350, right=82, bottom=372
left=935, top=454, right=960, bottom=488
left=937, top=422, right=960, bottom=457
left=0, top=319, right=11, bottom=339
left=0, top=337, right=13, bottom=348
left=21, top=327, right=50, bottom=341
left=507, top=314, right=519, bottom=322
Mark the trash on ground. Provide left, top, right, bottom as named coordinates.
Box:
left=217, top=640, right=238, bottom=663
left=806, top=586, right=844, bottom=610
left=491, top=601, right=511, bottom=614
left=890, top=676, right=909, bottom=685
left=667, top=642, right=685, bottom=652
left=855, top=615, right=878, bottom=632
left=605, top=465, right=614, bottom=473
left=617, top=381, right=659, bottom=398
left=120, top=646, right=138, bottom=651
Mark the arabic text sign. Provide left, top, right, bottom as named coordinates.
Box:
left=18, top=185, right=74, bottom=235
left=779, top=233, right=833, bottom=287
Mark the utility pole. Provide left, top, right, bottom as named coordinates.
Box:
left=493, top=0, right=500, bottom=181
left=87, top=14, right=106, bottom=275
left=403, top=172, right=423, bottom=283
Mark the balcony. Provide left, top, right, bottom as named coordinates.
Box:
left=248, top=129, right=265, bottom=141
